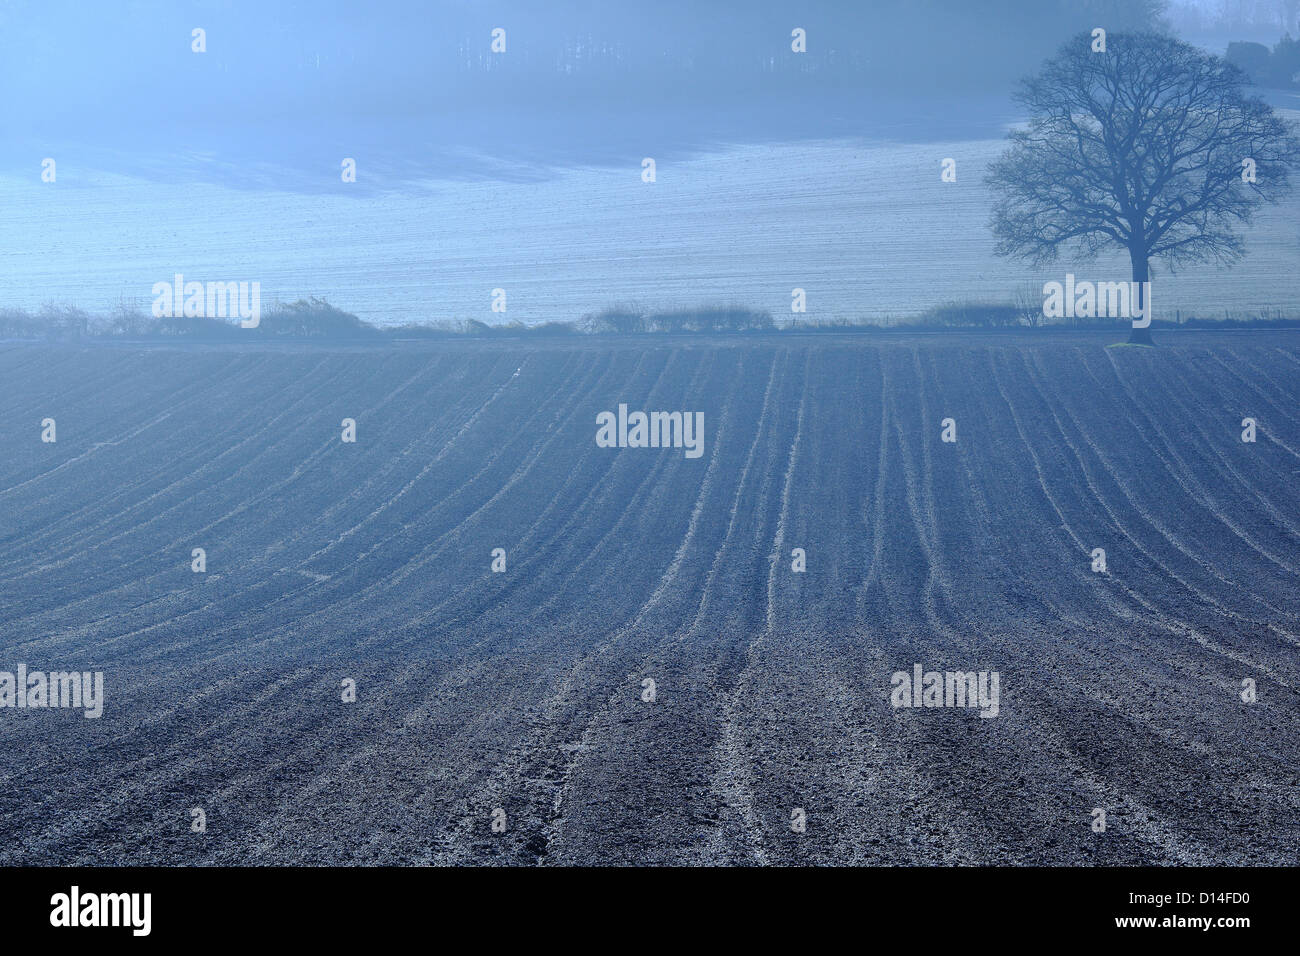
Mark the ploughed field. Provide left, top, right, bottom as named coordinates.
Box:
left=0, top=334, right=1298, bottom=865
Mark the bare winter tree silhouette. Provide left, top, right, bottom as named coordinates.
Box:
left=988, top=31, right=1300, bottom=343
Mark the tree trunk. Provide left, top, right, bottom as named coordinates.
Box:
left=1127, top=249, right=1154, bottom=345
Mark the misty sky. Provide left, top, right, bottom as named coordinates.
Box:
left=1, top=0, right=1181, bottom=183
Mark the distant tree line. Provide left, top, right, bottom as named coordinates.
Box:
left=1226, top=36, right=1300, bottom=87
left=576, top=306, right=775, bottom=334
left=0, top=297, right=382, bottom=342
left=4, top=296, right=1297, bottom=342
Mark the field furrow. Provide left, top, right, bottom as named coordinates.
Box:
left=1, top=335, right=1297, bottom=865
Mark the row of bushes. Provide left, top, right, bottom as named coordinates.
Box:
left=577, top=306, right=776, bottom=334
left=0, top=298, right=380, bottom=341
left=4, top=297, right=1298, bottom=341
left=0, top=301, right=779, bottom=340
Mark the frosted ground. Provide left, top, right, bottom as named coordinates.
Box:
left=5, top=104, right=1299, bottom=326
left=2, top=336, right=1298, bottom=864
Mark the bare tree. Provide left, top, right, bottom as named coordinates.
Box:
left=1012, top=282, right=1044, bottom=327
left=988, top=31, right=1299, bottom=343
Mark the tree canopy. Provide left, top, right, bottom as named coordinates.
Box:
left=988, top=31, right=1300, bottom=338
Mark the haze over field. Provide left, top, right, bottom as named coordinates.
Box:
left=3, top=0, right=1298, bottom=324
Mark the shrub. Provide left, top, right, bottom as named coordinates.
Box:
left=579, top=307, right=645, bottom=334
left=921, top=301, right=1021, bottom=327
left=256, top=297, right=376, bottom=338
